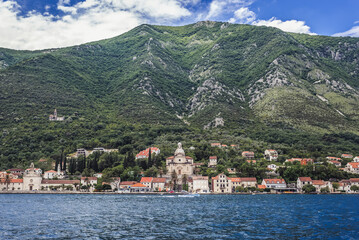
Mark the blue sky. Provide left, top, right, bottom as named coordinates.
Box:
left=0, top=0, right=358, bottom=50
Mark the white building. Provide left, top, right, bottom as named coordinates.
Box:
left=152, top=178, right=166, bottom=191
left=262, top=179, right=286, bottom=189
left=353, top=157, right=359, bottom=162
left=43, top=170, right=57, bottom=179
left=230, top=177, right=257, bottom=191
left=136, top=147, right=160, bottom=159
left=212, top=173, right=231, bottom=193
left=297, top=177, right=313, bottom=192
left=189, top=176, right=209, bottom=193
left=23, top=163, right=43, bottom=191
left=81, top=177, right=98, bottom=192
left=264, top=149, right=278, bottom=161
left=267, top=164, right=278, bottom=171
left=345, top=162, right=359, bottom=174
left=208, top=156, right=217, bottom=168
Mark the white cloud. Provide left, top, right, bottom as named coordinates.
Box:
left=0, top=0, right=191, bottom=50
left=333, top=26, right=359, bottom=37
left=254, top=17, right=315, bottom=34
left=206, top=0, right=254, bottom=19
left=228, top=7, right=256, bottom=24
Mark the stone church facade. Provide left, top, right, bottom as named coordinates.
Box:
left=166, top=143, right=195, bottom=184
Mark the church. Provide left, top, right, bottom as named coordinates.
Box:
left=166, top=143, right=195, bottom=183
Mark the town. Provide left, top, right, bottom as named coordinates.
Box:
left=1, top=142, right=359, bottom=194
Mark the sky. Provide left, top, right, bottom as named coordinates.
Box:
left=0, top=0, right=358, bottom=50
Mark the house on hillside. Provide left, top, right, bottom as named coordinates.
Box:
left=267, top=164, right=278, bottom=171
left=326, top=156, right=342, bottom=161
left=135, top=147, right=160, bottom=160
left=264, top=149, right=278, bottom=161
left=242, top=151, right=254, bottom=159
left=211, top=143, right=221, bottom=147
left=297, top=177, right=313, bottom=192
left=208, top=156, right=217, bottom=168
left=353, top=156, right=359, bottom=162
left=341, top=154, right=353, bottom=159
left=345, top=162, right=359, bottom=174
left=328, top=160, right=341, bottom=167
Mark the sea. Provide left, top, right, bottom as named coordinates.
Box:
left=0, top=194, right=358, bottom=239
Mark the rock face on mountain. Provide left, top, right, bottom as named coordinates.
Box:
left=1, top=21, right=359, bottom=132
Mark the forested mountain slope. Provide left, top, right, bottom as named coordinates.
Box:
left=1, top=21, right=359, bottom=168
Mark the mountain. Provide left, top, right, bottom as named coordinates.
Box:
left=1, top=21, right=359, bottom=168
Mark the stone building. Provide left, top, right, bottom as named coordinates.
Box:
left=166, top=143, right=195, bottom=184
left=23, top=163, right=43, bottom=191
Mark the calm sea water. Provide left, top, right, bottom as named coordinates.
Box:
left=0, top=194, right=358, bottom=239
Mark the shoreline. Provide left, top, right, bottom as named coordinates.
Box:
left=0, top=191, right=356, bottom=195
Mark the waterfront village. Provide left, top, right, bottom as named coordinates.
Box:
left=1, top=141, right=359, bottom=194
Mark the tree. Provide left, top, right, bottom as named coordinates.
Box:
left=332, top=182, right=339, bottom=192
left=148, top=148, right=153, bottom=168
left=302, top=184, right=316, bottom=193
left=350, top=185, right=359, bottom=192
left=320, top=187, right=330, bottom=193
left=171, top=170, right=177, bottom=191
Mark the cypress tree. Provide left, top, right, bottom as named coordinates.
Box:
left=59, top=149, right=63, bottom=171
left=148, top=147, right=152, bottom=168
left=63, top=153, right=67, bottom=172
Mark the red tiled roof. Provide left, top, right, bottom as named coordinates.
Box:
left=247, top=160, right=256, bottom=163
left=152, top=178, right=166, bottom=183
left=257, top=185, right=266, bottom=189
left=211, top=143, right=221, bottom=146
left=329, top=160, right=341, bottom=164
left=120, top=181, right=137, bottom=186
left=312, top=180, right=325, bottom=185
left=81, top=177, right=97, bottom=180
left=6, top=168, right=24, bottom=172
left=341, top=154, right=353, bottom=158
left=350, top=178, right=359, bottom=182
left=41, top=180, right=80, bottom=184
left=264, top=179, right=286, bottom=184
left=131, top=183, right=147, bottom=188
left=230, top=177, right=256, bottom=182
left=191, top=176, right=208, bottom=181
left=240, top=177, right=257, bottom=182
left=136, top=147, right=160, bottom=158
left=242, top=151, right=254, bottom=154
left=0, top=179, right=23, bottom=183
left=45, top=170, right=57, bottom=173
left=299, top=177, right=312, bottom=182
left=348, top=162, right=359, bottom=168
left=209, top=156, right=217, bottom=159
left=140, top=177, right=153, bottom=183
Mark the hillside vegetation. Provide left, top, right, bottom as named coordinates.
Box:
left=1, top=21, right=359, bottom=169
